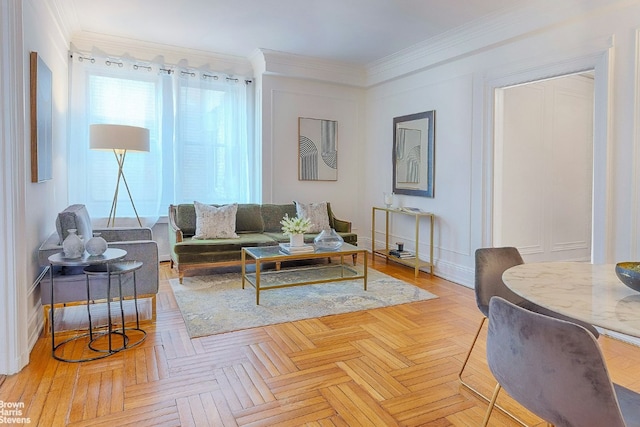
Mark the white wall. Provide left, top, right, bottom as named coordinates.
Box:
left=0, top=0, right=69, bottom=374
left=261, top=74, right=366, bottom=230
left=494, top=75, right=594, bottom=263
left=363, top=2, right=640, bottom=287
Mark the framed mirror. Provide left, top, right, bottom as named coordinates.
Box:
left=392, top=110, right=435, bottom=198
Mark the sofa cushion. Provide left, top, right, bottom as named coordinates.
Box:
left=193, top=202, right=239, bottom=239
left=236, top=204, right=264, bottom=233
left=261, top=204, right=297, bottom=232
left=55, top=204, right=93, bottom=244
left=295, top=201, right=330, bottom=233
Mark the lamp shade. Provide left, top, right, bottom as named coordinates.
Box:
left=90, top=124, right=150, bottom=152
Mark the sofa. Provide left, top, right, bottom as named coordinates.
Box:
left=169, top=202, right=357, bottom=283
left=38, top=204, right=160, bottom=327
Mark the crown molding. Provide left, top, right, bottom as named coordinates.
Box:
left=71, top=31, right=254, bottom=77
left=365, top=0, right=620, bottom=86
left=257, top=49, right=367, bottom=87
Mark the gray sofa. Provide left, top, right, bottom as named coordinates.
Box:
left=169, top=202, right=357, bottom=283
left=38, top=204, right=160, bottom=311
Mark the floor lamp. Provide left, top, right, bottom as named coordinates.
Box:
left=90, top=124, right=150, bottom=227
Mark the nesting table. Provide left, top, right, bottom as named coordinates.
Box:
left=47, top=249, right=146, bottom=362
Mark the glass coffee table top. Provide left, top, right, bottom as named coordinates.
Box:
left=243, top=242, right=361, bottom=260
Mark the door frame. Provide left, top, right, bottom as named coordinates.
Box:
left=476, top=40, right=613, bottom=263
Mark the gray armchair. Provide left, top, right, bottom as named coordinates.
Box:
left=37, top=205, right=159, bottom=321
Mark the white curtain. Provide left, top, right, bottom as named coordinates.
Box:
left=68, top=52, right=257, bottom=226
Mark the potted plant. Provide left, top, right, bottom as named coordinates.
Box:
left=280, top=214, right=312, bottom=247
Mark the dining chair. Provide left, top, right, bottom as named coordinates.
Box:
left=458, top=247, right=600, bottom=423
left=483, top=296, right=640, bottom=427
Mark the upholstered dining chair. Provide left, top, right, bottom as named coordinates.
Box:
left=458, top=247, right=600, bottom=422
left=483, top=296, right=640, bottom=427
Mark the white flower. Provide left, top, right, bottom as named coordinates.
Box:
left=280, top=214, right=312, bottom=236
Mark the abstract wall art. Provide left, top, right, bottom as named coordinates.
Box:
left=298, top=117, right=338, bottom=181
left=392, top=110, right=435, bottom=198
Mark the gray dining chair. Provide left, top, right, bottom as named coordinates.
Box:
left=483, top=296, right=640, bottom=427
left=458, top=247, right=600, bottom=422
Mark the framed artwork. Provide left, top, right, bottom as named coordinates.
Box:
left=298, top=117, right=338, bottom=181
left=30, top=51, right=53, bottom=183
left=392, top=110, right=435, bottom=197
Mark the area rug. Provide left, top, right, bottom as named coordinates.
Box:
left=169, top=265, right=438, bottom=338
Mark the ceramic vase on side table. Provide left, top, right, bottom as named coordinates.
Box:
left=86, top=232, right=108, bottom=256
left=62, top=229, right=85, bottom=258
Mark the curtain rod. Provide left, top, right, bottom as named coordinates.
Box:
left=69, top=51, right=253, bottom=84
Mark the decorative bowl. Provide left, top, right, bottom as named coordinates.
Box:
left=615, top=262, right=640, bottom=292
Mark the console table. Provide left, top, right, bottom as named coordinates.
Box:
left=371, top=207, right=434, bottom=277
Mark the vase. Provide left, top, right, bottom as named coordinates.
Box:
left=86, top=232, right=108, bottom=256
left=314, top=228, right=344, bottom=250
left=62, top=228, right=84, bottom=258
left=289, top=233, right=305, bottom=247
left=384, top=192, right=393, bottom=208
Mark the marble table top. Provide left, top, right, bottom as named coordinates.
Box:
left=503, top=262, right=640, bottom=338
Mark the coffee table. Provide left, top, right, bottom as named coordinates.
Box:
left=241, top=243, right=368, bottom=304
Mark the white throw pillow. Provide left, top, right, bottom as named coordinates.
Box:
left=193, top=202, right=239, bottom=239
left=295, top=201, right=330, bottom=233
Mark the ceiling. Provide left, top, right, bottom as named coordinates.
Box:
left=60, top=0, right=531, bottom=66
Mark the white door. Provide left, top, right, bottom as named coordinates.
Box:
left=493, top=73, right=594, bottom=262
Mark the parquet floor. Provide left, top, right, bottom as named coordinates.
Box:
left=3, top=258, right=640, bottom=426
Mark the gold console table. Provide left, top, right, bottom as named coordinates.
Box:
left=371, top=207, right=434, bottom=277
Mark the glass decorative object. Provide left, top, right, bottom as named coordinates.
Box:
left=62, top=228, right=84, bottom=258
left=86, top=232, right=108, bottom=256
left=384, top=192, right=393, bottom=208
left=314, top=228, right=344, bottom=250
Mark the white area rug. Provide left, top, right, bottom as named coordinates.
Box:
left=170, top=265, right=438, bottom=338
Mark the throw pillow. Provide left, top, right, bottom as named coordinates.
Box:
left=294, top=201, right=330, bottom=233
left=55, top=204, right=93, bottom=245
left=193, top=201, right=239, bottom=239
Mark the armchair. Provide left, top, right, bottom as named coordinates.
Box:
left=37, top=205, right=159, bottom=332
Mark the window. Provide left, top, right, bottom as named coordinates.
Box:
left=68, top=54, right=258, bottom=224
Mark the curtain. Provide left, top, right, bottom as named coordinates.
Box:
left=68, top=52, right=257, bottom=226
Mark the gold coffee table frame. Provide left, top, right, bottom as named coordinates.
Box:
left=241, top=243, right=367, bottom=304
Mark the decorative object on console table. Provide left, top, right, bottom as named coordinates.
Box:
left=298, top=117, right=338, bottom=181
left=384, top=192, right=393, bottom=208
left=90, top=124, right=150, bottom=227
left=389, top=249, right=415, bottom=259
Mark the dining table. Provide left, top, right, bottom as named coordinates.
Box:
left=502, top=262, right=640, bottom=338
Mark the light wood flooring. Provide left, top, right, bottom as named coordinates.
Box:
left=3, top=258, right=640, bottom=426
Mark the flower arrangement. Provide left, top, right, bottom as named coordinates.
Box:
left=280, top=214, right=312, bottom=236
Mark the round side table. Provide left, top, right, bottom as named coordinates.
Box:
left=83, top=260, right=147, bottom=352
left=48, top=248, right=126, bottom=362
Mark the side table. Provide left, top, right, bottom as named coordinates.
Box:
left=83, top=260, right=146, bottom=352
left=48, top=248, right=126, bottom=362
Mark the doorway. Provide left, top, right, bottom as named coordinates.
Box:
left=493, top=72, right=594, bottom=262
